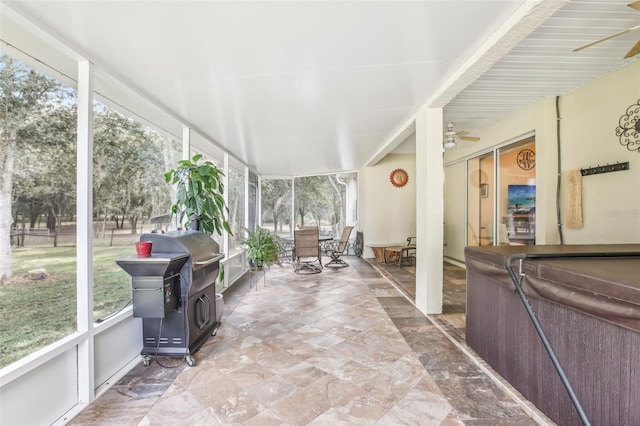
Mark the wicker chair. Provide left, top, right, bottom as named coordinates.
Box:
left=324, top=226, right=354, bottom=268
left=293, top=228, right=322, bottom=274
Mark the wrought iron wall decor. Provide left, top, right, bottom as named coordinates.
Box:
left=516, top=148, right=536, bottom=170
left=580, top=161, right=629, bottom=176
left=615, top=99, right=640, bottom=153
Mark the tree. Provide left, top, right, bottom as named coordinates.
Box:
left=260, top=178, right=292, bottom=233
left=13, top=103, right=77, bottom=232
left=294, top=175, right=334, bottom=228
left=93, top=108, right=170, bottom=234
left=226, top=167, right=244, bottom=241
left=326, top=175, right=346, bottom=234
left=0, top=54, right=70, bottom=282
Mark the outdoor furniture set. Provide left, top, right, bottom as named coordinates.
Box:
left=289, top=225, right=354, bottom=274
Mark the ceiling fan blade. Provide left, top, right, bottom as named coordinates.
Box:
left=460, top=136, right=480, bottom=142
left=573, top=25, right=639, bottom=52
left=455, top=131, right=469, bottom=137
left=629, top=1, right=640, bottom=12
left=624, top=39, right=640, bottom=58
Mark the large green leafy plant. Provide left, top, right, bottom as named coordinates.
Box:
left=243, top=227, right=281, bottom=269
left=165, top=154, right=232, bottom=236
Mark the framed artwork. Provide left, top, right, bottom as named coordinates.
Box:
left=507, top=185, right=536, bottom=211
left=480, top=183, right=489, bottom=198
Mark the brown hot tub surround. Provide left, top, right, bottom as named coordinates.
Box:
left=465, top=244, right=640, bottom=426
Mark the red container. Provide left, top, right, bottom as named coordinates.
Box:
left=135, top=241, right=152, bottom=257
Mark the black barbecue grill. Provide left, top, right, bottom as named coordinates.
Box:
left=117, top=229, right=224, bottom=367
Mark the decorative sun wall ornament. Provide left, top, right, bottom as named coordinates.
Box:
left=390, top=168, right=409, bottom=188
left=615, top=99, right=640, bottom=153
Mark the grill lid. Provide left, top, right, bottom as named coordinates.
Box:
left=141, top=230, right=223, bottom=268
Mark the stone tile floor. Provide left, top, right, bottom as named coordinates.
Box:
left=71, top=257, right=553, bottom=425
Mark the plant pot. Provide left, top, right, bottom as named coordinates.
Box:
left=249, top=258, right=264, bottom=270
left=215, top=293, right=224, bottom=323
left=135, top=241, right=152, bottom=257
left=189, top=214, right=200, bottom=231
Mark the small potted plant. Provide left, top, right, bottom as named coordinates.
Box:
left=243, top=227, right=282, bottom=270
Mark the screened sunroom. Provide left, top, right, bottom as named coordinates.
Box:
left=1, top=1, right=640, bottom=425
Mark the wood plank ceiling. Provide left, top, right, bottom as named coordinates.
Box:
left=444, top=0, right=640, bottom=134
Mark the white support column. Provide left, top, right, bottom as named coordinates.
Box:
left=223, top=153, right=230, bottom=256
left=290, top=177, right=295, bottom=236
left=244, top=166, right=249, bottom=230
left=182, top=127, right=191, bottom=160
left=76, top=59, right=95, bottom=402
left=257, top=176, right=262, bottom=227
left=415, top=107, right=444, bottom=314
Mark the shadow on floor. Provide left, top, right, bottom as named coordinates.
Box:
left=367, top=259, right=467, bottom=312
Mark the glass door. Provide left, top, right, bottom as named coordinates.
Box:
left=467, top=153, right=494, bottom=246
left=498, top=137, right=536, bottom=245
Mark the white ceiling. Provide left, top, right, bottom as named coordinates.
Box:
left=3, top=0, right=639, bottom=176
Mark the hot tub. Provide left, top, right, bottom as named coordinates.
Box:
left=465, top=244, right=640, bottom=426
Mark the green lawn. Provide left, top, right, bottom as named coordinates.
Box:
left=0, top=244, right=135, bottom=368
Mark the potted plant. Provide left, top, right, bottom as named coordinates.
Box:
left=165, top=154, right=232, bottom=237
left=242, top=227, right=282, bottom=270
left=165, top=154, right=232, bottom=283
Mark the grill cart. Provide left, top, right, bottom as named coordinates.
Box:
left=117, top=230, right=224, bottom=367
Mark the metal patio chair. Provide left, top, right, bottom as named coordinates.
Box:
left=293, top=228, right=322, bottom=274
left=324, top=226, right=354, bottom=268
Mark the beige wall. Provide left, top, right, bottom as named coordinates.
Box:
left=444, top=60, right=640, bottom=262
left=444, top=161, right=465, bottom=261
left=558, top=61, right=640, bottom=244
left=359, top=153, right=416, bottom=257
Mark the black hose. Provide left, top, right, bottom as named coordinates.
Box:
left=505, top=250, right=640, bottom=425
left=556, top=96, right=564, bottom=244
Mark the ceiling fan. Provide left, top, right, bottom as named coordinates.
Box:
left=444, top=123, right=480, bottom=150
left=573, top=1, right=640, bottom=59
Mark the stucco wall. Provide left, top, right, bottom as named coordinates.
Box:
left=359, top=153, right=416, bottom=258
left=558, top=61, right=640, bottom=244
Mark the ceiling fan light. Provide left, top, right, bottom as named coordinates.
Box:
left=444, top=139, right=457, bottom=150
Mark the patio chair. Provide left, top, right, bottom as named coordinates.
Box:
left=293, top=228, right=322, bottom=274
left=277, top=239, right=295, bottom=263
left=324, top=226, right=354, bottom=268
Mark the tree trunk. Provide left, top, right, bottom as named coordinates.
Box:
left=328, top=177, right=345, bottom=233
left=0, top=131, right=15, bottom=282
left=101, top=209, right=107, bottom=238
left=46, top=207, right=57, bottom=231
left=129, top=215, right=138, bottom=234
left=29, top=198, right=40, bottom=229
